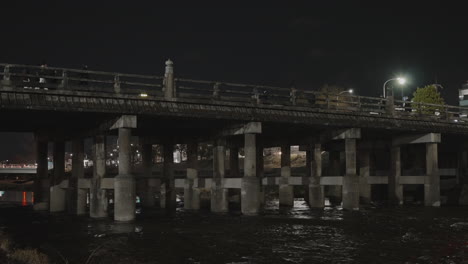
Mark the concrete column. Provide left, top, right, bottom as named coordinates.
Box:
left=389, top=146, right=403, bottom=205
left=425, top=143, right=440, bottom=207
left=458, top=151, right=468, bottom=205
left=68, top=138, right=87, bottom=215
left=34, top=139, right=49, bottom=211
left=185, top=142, right=200, bottom=210
left=229, top=147, right=239, bottom=177
left=211, top=139, right=228, bottom=212
left=309, top=144, right=324, bottom=208
left=343, top=139, right=359, bottom=210
left=359, top=147, right=371, bottom=204
left=50, top=140, right=66, bottom=212
left=279, top=144, right=294, bottom=207
left=304, top=149, right=312, bottom=205
left=163, top=143, right=176, bottom=211
left=241, top=133, right=260, bottom=215
left=140, top=143, right=157, bottom=208
left=114, top=128, right=136, bottom=222
left=90, top=135, right=108, bottom=218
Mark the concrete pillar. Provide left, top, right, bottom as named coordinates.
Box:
left=185, top=142, right=200, bottom=210
left=229, top=147, right=239, bottom=177
left=309, top=143, right=324, bottom=208
left=211, top=139, right=228, bottom=213
left=304, top=149, right=312, bottom=205
left=389, top=146, right=403, bottom=205
left=359, top=147, right=371, bottom=204
left=68, top=139, right=87, bottom=215
left=279, top=144, right=294, bottom=207
left=90, top=135, right=108, bottom=218
left=34, top=139, right=49, bottom=211
left=140, top=143, right=157, bottom=208
left=114, top=128, right=136, bottom=222
left=425, top=142, right=440, bottom=207
left=342, top=139, right=359, bottom=210
left=163, top=143, right=176, bottom=211
left=458, top=151, right=468, bottom=205
left=241, top=133, right=260, bottom=215
left=50, top=140, right=66, bottom=212
left=164, top=59, right=175, bottom=99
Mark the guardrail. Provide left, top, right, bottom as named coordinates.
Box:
left=1, top=62, right=468, bottom=124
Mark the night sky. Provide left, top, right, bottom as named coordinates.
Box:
left=1, top=1, right=468, bottom=162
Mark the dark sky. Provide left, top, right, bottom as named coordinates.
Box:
left=1, top=1, right=468, bottom=162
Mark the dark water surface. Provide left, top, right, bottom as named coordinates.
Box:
left=1, top=201, right=468, bottom=264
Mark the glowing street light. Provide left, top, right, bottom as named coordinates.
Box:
left=336, top=89, right=354, bottom=109
left=383, top=77, right=406, bottom=98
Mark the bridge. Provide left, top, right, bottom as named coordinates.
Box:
left=1, top=60, right=468, bottom=222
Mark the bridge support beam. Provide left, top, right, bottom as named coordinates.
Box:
left=162, top=143, right=176, bottom=212
left=33, top=139, right=50, bottom=211
left=279, top=144, right=294, bottom=207
left=140, top=143, right=157, bottom=208
left=309, top=143, right=324, bottom=208
left=359, top=145, right=371, bottom=204
left=50, top=140, right=66, bottom=212
left=90, top=135, right=108, bottom=218
left=185, top=141, right=200, bottom=210
left=425, top=142, right=440, bottom=207
left=241, top=133, right=260, bottom=215
left=257, top=139, right=265, bottom=206
left=68, top=138, right=87, bottom=215
left=389, top=146, right=403, bottom=205
left=343, top=139, right=359, bottom=210
left=211, top=139, right=228, bottom=213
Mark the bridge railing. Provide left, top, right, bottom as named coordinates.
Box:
left=2, top=62, right=468, bottom=124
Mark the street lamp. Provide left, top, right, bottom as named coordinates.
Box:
left=336, top=89, right=353, bottom=109
left=383, top=77, right=406, bottom=98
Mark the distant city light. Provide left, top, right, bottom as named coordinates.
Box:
left=140, top=93, right=148, bottom=97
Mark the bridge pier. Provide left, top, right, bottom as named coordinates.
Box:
left=241, top=133, right=260, bottom=215
left=425, top=142, right=440, bottom=206
left=185, top=141, right=200, bottom=210
left=358, top=144, right=371, bottom=204
left=309, top=143, right=324, bottom=208
left=257, top=140, right=265, bottom=205
left=326, top=151, right=343, bottom=203
left=211, top=139, right=228, bottom=213
left=279, top=144, right=294, bottom=207
left=50, top=140, right=66, bottom=212
left=33, top=138, right=49, bottom=211
left=90, top=135, right=108, bottom=218
left=343, top=138, right=359, bottom=210
left=68, top=138, right=87, bottom=215
left=389, top=146, right=403, bottom=205
left=162, top=143, right=176, bottom=212
left=140, top=143, right=157, bottom=208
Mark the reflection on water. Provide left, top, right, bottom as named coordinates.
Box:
left=1, top=200, right=468, bottom=263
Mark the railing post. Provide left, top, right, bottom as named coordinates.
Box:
left=114, top=75, right=121, bottom=94
left=163, top=59, right=175, bottom=99
left=213, top=82, right=220, bottom=99
left=385, top=95, right=395, bottom=116
left=325, top=94, right=330, bottom=109
left=252, top=87, right=260, bottom=104
left=59, top=70, right=68, bottom=90
left=3, top=65, right=10, bottom=81
left=290, top=87, right=297, bottom=106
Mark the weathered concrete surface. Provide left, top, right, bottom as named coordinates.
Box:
left=50, top=140, right=66, bottom=212
left=33, top=139, right=49, bottom=211
left=359, top=146, right=371, bottom=204
left=114, top=128, right=136, bottom=222
left=425, top=142, right=440, bottom=207
left=279, top=144, right=294, bottom=207
left=393, top=133, right=441, bottom=146
left=68, top=139, right=87, bottom=215
left=90, top=135, right=108, bottom=218
left=309, top=144, right=324, bottom=208
left=389, top=146, right=403, bottom=205
left=163, top=143, right=176, bottom=211
left=140, top=143, right=157, bottom=208
left=342, top=139, right=359, bottom=210
left=326, top=151, right=342, bottom=202
left=211, top=141, right=228, bottom=213
left=241, top=133, right=260, bottom=215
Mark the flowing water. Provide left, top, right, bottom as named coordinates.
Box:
left=1, top=200, right=468, bottom=264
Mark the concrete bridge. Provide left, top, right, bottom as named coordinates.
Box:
left=1, top=60, right=468, bottom=222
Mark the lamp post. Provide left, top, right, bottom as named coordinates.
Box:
left=383, top=77, right=406, bottom=98
left=336, top=89, right=353, bottom=109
